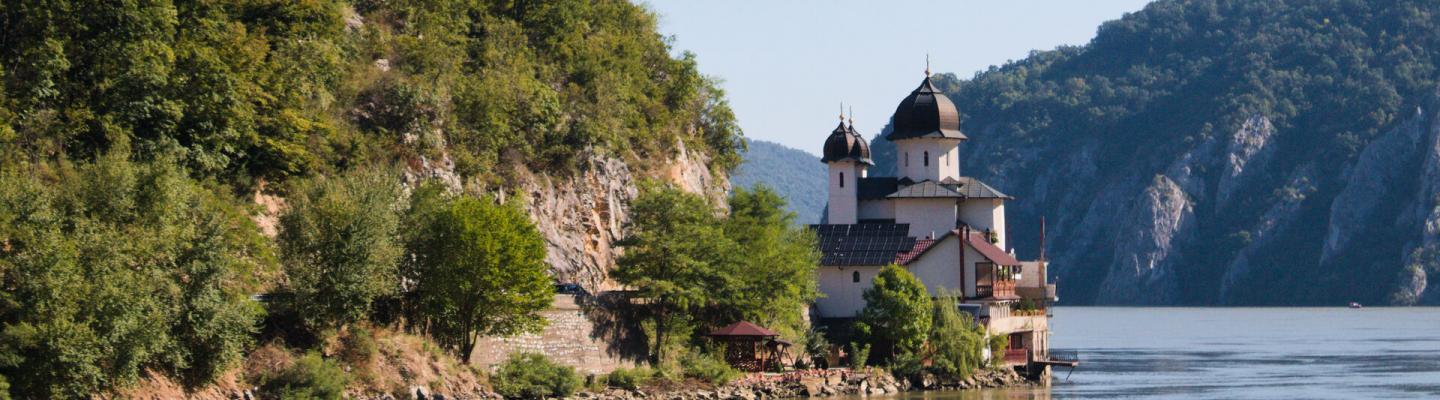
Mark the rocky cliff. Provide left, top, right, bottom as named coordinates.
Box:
left=512, top=141, right=729, bottom=292
left=854, top=0, right=1440, bottom=305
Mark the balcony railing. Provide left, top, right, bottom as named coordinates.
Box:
left=976, top=280, right=1017, bottom=299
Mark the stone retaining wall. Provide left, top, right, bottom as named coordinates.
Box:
left=469, top=294, right=647, bottom=375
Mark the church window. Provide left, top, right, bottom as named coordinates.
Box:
left=924, top=151, right=930, bottom=167
left=905, top=152, right=910, bottom=167
left=839, top=172, right=845, bottom=188
left=852, top=271, right=860, bottom=283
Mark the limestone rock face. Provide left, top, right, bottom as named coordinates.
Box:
left=514, top=143, right=728, bottom=292
left=942, top=91, right=1440, bottom=305
left=1218, top=116, right=1276, bottom=205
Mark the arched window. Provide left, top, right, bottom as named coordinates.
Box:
left=852, top=271, right=861, bottom=283
left=904, top=152, right=910, bottom=167
left=924, top=151, right=930, bottom=167
left=839, top=172, right=845, bottom=188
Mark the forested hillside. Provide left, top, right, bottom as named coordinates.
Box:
left=732, top=140, right=825, bottom=224
left=0, top=0, right=744, bottom=397
left=868, top=0, right=1440, bottom=305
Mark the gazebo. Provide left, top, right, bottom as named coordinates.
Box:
left=708, top=321, right=789, bottom=372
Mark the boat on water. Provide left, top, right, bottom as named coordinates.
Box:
left=1349, top=302, right=1363, bottom=309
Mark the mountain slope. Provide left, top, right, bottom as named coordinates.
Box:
left=732, top=140, right=826, bottom=224
left=905, top=0, right=1440, bottom=305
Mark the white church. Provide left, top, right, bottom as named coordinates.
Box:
left=810, top=69, right=1058, bottom=374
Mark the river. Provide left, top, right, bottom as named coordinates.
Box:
left=853, top=307, right=1440, bottom=399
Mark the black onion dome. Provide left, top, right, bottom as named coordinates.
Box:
left=821, top=121, right=874, bottom=165
left=846, top=124, right=873, bottom=163
left=885, top=76, right=967, bottom=141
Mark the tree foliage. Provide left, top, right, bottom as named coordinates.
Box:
left=0, top=153, right=266, bottom=397
left=926, top=289, right=987, bottom=377
left=403, top=183, right=553, bottom=360
left=859, top=264, right=932, bottom=359
left=278, top=168, right=403, bottom=331
left=615, top=183, right=818, bottom=365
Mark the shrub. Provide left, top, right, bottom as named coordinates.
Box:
left=492, top=353, right=580, bottom=399
left=679, top=350, right=740, bottom=385
left=339, top=326, right=379, bottom=378
left=258, top=352, right=349, bottom=400
left=888, top=352, right=924, bottom=381
left=987, top=334, right=1010, bottom=369
left=605, top=367, right=654, bottom=390
left=802, top=327, right=831, bottom=369
left=848, top=342, right=871, bottom=370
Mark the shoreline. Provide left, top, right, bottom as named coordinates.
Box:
left=572, top=368, right=1035, bottom=400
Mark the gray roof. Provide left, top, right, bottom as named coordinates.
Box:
left=887, top=180, right=964, bottom=198
left=953, top=177, right=1011, bottom=199
left=876, top=177, right=1011, bottom=200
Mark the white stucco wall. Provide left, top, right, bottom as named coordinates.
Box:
left=905, top=235, right=963, bottom=296
left=857, top=199, right=896, bottom=221
left=895, top=139, right=963, bottom=182
left=816, top=265, right=883, bottom=318
left=959, top=199, right=1007, bottom=249
left=895, top=198, right=957, bottom=238
left=825, top=161, right=865, bottom=224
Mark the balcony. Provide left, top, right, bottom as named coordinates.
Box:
left=975, top=280, right=1017, bottom=299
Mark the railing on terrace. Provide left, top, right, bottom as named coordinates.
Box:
left=976, top=281, right=1018, bottom=299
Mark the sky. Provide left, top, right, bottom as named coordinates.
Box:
left=644, top=0, right=1154, bottom=155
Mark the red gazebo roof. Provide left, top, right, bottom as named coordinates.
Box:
left=708, top=321, right=779, bottom=337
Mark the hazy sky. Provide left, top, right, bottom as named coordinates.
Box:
left=645, top=0, right=1153, bottom=155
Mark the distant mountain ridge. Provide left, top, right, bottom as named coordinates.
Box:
left=732, top=140, right=826, bottom=224
left=758, top=0, right=1440, bottom=305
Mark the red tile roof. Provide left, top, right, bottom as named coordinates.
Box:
left=897, top=237, right=940, bottom=265
left=708, top=321, right=779, bottom=337
left=966, top=232, right=1020, bottom=266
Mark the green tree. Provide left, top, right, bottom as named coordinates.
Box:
left=278, top=169, right=403, bottom=332
left=927, top=289, right=986, bottom=378
left=860, top=264, right=932, bottom=359
left=711, top=185, right=819, bottom=339
left=403, top=182, right=553, bottom=360
left=614, top=183, right=732, bottom=365
left=0, top=154, right=265, bottom=397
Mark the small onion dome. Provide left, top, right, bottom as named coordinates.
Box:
left=885, top=76, right=967, bottom=141
left=821, top=121, right=874, bottom=165
left=846, top=123, right=873, bottom=162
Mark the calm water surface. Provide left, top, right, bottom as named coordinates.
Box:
left=860, top=307, right=1440, bottom=400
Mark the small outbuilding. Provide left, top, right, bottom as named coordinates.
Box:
left=708, top=321, right=789, bottom=372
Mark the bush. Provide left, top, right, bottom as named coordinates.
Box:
left=492, top=353, right=580, bottom=399
left=339, top=326, right=379, bottom=377
left=987, top=334, right=1010, bottom=369
left=258, top=352, right=349, bottom=400
left=848, top=342, right=871, bottom=370
left=604, top=367, right=654, bottom=390
left=888, top=352, right=924, bottom=381
left=679, top=350, right=740, bottom=385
